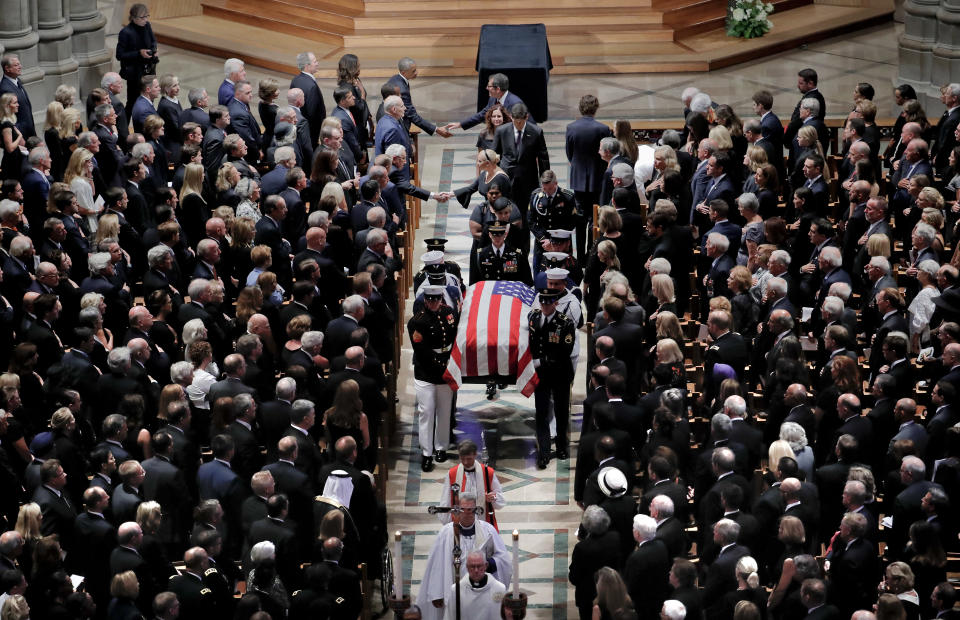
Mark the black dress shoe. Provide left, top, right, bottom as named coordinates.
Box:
left=421, top=455, right=434, bottom=472
left=434, top=449, right=448, bottom=463
left=536, top=455, right=548, bottom=470
left=556, top=447, right=569, bottom=460
left=485, top=382, right=497, bottom=400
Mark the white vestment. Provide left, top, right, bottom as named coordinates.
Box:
left=436, top=464, right=506, bottom=526
left=415, top=520, right=512, bottom=620
left=443, top=574, right=506, bottom=620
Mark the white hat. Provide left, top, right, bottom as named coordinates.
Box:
left=598, top=467, right=628, bottom=498
left=422, top=285, right=445, bottom=297
left=548, top=229, right=573, bottom=240
left=545, top=268, right=569, bottom=280
left=422, top=250, right=444, bottom=265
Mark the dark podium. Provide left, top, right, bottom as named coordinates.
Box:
left=475, top=24, right=552, bottom=124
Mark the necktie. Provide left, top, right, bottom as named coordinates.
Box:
left=515, top=130, right=522, bottom=149
left=211, top=264, right=218, bottom=280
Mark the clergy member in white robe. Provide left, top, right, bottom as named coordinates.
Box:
left=436, top=439, right=505, bottom=528
left=443, top=551, right=506, bottom=620
left=416, top=494, right=512, bottom=620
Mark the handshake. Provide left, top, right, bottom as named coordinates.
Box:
left=435, top=122, right=463, bottom=138
left=432, top=191, right=455, bottom=203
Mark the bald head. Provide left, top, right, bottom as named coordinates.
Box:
left=780, top=477, right=801, bottom=499
left=184, top=546, right=209, bottom=572
left=345, top=346, right=365, bottom=368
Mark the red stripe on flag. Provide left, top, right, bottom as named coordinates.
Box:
left=486, top=292, right=501, bottom=375
left=507, top=298, right=520, bottom=376
left=465, top=281, right=484, bottom=376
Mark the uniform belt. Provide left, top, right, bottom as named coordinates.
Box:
left=433, top=346, right=452, bottom=354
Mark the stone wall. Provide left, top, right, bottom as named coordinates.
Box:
left=898, top=0, right=960, bottom=108
left=0, top=0, right=110, bottom=124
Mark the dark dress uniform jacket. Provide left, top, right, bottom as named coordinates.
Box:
left=472, top=243, right=533, bottom=285
left=528, top=308, right=576, bottom=380
left=527, top=187, right=578, bottom=242
left=407, top=304, right=458, bottom=384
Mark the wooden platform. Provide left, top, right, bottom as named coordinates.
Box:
left=152, top=0, right=894, bottom=77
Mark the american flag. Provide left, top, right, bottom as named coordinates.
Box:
left=443, top=280, right=539, bottom=397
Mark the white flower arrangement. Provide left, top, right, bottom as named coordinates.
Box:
left=726, top=0, right=774, bottom=39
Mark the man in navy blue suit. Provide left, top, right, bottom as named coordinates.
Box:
left=752, top=90, right=782, bottom=153
left=800, top=153, right=830, bottom=215
left=693, top=154, right=737, bottom=236
left=375, top=96, right=411, bottom=177
left=218, top=58, right=245, bottom=106
left=131, top=74, right=159, bottom=136
left=933, top=83, right=960, bottom=176
left=291, top=52, right=326, bottom=148
left=566, top=94, right=613, bottom=262
left=332, top=85, right=364, bottom=166
left=227, top=80, right=261, bottom=166
left=890, top=138, right=933, bottom=229
left=0, top=54, right=34, bottom=138
left=447, top=73, right=523, bottom=132
left=700, top=200, right=741, bottom=260
left=784, top=68, right=826, bottom=147
left=22, top=146, right=52, bottom=232
left=384, top=57, right=451, bottom=138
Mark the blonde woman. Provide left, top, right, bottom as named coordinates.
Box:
left=80, top=293, right=114, bottom=353
left=743, top=145, right=768, bottom=194
left=454, top=148, right=511, bottom=209
left=655, top=311, right=684, bottom=344
left=55, top=84, right=77, bottom=109
left=1, top=94, right=25, bottom=181
left=790, top=125, right=826, bottom=193
left=645, top=145, right=680, bottom=195
left=0, top=595, right=28, bottom=620
left=215, top=161, right=241, bottom=208
left=95, top=213, right=121, bottom=247
left=650, top=273, right=677, bottom=319
left=709, top=125, right=734, bottom=152
left=14, top=502, right=41, bottom=578
left=64, top=147, right=101, bottom=229
left=654, top=337, right=687, bottom=389
left=178, top=162, right=208, bottom=245
left=108, top=570, right=141, bottom=620
left=136, top=501, right=173, bottom=589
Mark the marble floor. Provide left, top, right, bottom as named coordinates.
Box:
left=93, top=3, right=909, bottom=615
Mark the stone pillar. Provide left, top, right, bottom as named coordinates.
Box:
left=69, top=0, right=110, bottom=95
left=898, top=0, right=942, bottom=105
left=933, top=0, right=960, bottom=85
left=0, top=0, right=44, bottom=123
left=36, top=0, right=79, bottom=104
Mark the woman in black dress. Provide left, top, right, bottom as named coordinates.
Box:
left=337, top=54, right=374, bottom=149
left=323, top=379, right=371, bottom=470
left=475, top=103, right=511, bottom=152
left=1, top=94, right=25, bottom=181
left=258, top=78, right=280, bottom=157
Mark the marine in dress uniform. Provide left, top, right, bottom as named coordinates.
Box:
left=408, top=285, right=459, bottom=472
left=414, top=271, right=464, bottom=319
left=472, top=223, right=533, bottom=286
left=534, top=236, right=583, bottom=287
left=528, top=288, right=577, bottom=469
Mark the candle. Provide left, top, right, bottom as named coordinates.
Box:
left=512, top=529, right=520, bottom=597
left=394, top=531, right=403, bottom=598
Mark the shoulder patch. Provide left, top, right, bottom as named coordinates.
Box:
left=204, top=568, right=218, bottom=576
left=200, top=588, right=212, bottom=595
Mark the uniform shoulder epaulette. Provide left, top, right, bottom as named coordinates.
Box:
left=559, top=187, right=574, bottom=197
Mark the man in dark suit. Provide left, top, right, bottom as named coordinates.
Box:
left=868, top=288, right=909, bottom=377
left=697, top=447, right=752, bottom=532
left=159, top=402, right=200, bottom=497
left=130, top=74, right=158, bottom=135
left=692, top=155, right=737, bottom=237
left=649, top=494, right=688, bottom=559
left=701, top=519, right=750, bottom=605
left=592, top=374, right=645, bottom=454
left=291, top=52, right=326, bottom=147
left=167, top=547, right=218, bottom=617
left=72, top=486, right=116, bottom=605
left=254, top=196, right=293, bottom=288
left=639, top=455, right=689, bottom=524
left=493, top=103, right=550, bottom=221
left=724, top=396, right=763, bottom=471
left=141, top=431, right=191, bottom=551
left=753, top=89, right=783, bottom=158
left=111, top=460, right=145, bottom=525
left=450, top=72, right=523, bottom=133
left=227, top=81, right=261, bottom=165
left=228, top=393, right=264, bottom=482
left=933, top=84, right=960, bottom=176
left=197, top=434, right=248, bottom=555
left=570, top=505, right=622, bottom=619
left=801, top=579, right=841, bottom=620
left=247, top=494, right=300, bottom=588
left=623, top=514, right=671, bottom=620
left=384, top=57, right=450, bottom=138
left=374, top=95, right=412, bottom=177
left=322, top=296, right=364, bottom=361
left=218, top=58, right=245, bottom=105
left=784, top=68, right=826, bottom=147
left=110, top=522, right=157, bottom=614
left=890, top=455, right=940, bottom=558
left=283, top=400, right=323, bottom=483
left=825, top=512, right=880, bottom=616
left=565, top=95, right=613, bottom=253
left=202, top=104, right=230, bottom=180
left=0, top=54, right=35, bottom=138
left=181, top=87, right=210, bottom=131
left=261, top=380, right=296, bottom=462
left=21, top=145, right=52, bottom=227
left=262, top=436, right=314, bottom=533
left=591, top=298, right=644, bottom=390
left=332, top=85, right=363, bottom=166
